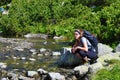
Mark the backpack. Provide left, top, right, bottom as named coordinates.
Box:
left=83, top=30, right=98, bottom=54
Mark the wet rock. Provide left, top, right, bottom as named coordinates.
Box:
left=20, top=57, right=26, bottom=60
left=19, top=75, right=35, bottom=80
left=24, top=33, right=48, bottom=39
left=53, top=36, right=64, bottom=40
left=39, top=48, right=47, bottom=53
left=29, top=58, right=36, bottom=61
left=37, top=68, right=48, bottom=75
left=29, top=49, right=36, bottom=53
left=15, top=48, right=24, bottom=52
left=27, top=71, right=38, bottom=77
left=7, top=72, right=18, bottom=80
left=45, top=72, right=65, bottom=80
left=1, top=78, right=8, bottom=80
left=52, top=51, right=61, bottom=56
left=44, top=52, right=50, bottom=56
left=0, top=62, right=7, bottom=69
left=37, top=54, right=43, bottom=56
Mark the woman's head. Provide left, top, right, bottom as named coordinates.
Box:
left=74, top=29, right=83, bottom=40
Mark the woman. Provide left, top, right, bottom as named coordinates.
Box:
left=71, top=29, right=97, bottom=64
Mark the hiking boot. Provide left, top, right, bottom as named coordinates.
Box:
left=90, top=56, right=98, bottom=64
left=90, top=60, right=97, bottom=64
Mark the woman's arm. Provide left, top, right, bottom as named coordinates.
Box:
left=75, top=38, right=88, bottom=52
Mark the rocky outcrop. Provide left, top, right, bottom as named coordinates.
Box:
left=58, top=43, right=120, bottom=80
left=98, top=43, right=113, bottom=56
left=115, top=43, right=120, bottom=52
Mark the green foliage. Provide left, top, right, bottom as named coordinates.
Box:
left=97, top=1, right=120, bottom=46
left=0, top=0, right=120, bottom=47
left=92, top=60, right=120, bottom=80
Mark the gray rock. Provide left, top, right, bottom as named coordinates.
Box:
left=7, top=72, right=18, bottom=80
left=39, top=48, right=47, bottom=53
left=98, top=43, right=113, bottom=56
left=19, top=75, right=35, bottom=80
left=46, top=72, right=65, bottom=80
left=37, top=68, right=48, bottom=75
left=59, top=47, right=83, bottom=66
left=27, top=71, right=38, bottom=77
left=52, top=51, right=61, bottom=56
left=29, top=49, right=36, bottom=53
left=1, top=78, right=8, bottom=80
left=24, top=33, right=48, bottom=39
left=29, top=58, right=36, bottom=61
left=74, top=65, right=89, bottom=77
left=116, top=43, right=120, bottom=52
left=0, top=62, right=7, bottom=69
left=89, top=62, right=104, bottom=73
left=20, top=57, right=26, bottom=60
left=53, top=36, right=64, bottom=40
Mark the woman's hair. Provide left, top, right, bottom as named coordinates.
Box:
left=74, top=29, right=84, bottom=37
left=74, top=29, right=84, bottom=43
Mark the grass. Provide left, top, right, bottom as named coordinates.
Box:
left=91, top=59, right=120, bottom=80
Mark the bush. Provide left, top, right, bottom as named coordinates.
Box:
left=0, top=0, right=120, bottom=47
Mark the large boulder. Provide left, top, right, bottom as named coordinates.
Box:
left=58, top=47, right=83, bottom=67
left=115, top=43, right=120, bottom=52
left=98, top=43, right=113, bottom=56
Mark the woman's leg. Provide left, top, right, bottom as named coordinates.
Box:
left=78, top=50, right=89, bottom=62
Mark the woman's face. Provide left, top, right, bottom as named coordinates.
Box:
left=74, top=32, right=80, bottom=39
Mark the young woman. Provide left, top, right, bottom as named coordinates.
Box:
left=71, top=29, right=98, bottom=64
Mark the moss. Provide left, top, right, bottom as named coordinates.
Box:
left=91, top=59, right=120, bottom=80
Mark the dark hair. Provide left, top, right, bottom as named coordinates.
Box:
left=74, top=29, right=84, bottom=37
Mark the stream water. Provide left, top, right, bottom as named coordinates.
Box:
left=0, top=37, right=70, bottom=72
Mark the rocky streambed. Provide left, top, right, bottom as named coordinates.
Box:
left=0, top=34, right=120, bottom=80
left=0, top=36, right=72, bottom=80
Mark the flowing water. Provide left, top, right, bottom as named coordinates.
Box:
left=0, top=37, right=70, bottom=72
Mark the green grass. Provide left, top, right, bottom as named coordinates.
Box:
left=92, top=59, right=120, bottom=80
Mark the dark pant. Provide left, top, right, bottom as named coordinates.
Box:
left=76, top=49, right=97, bottom=59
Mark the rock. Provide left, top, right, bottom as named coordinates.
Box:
left=1, top=78, right=8, bottom=80
left=39, top=48, right=47, bottom=53
left=98, top=43, right=113, bottom=56
left=116, top=43, right=120, bottom=52
left=20, top=57, right=26, bottom=60
left=74, top=65, right=89, bottom=77
left=58, top=47, right=83, bottom=67
left=29, top=49, right=36, bottom=53
left=27, top=71, right=38, bottom=77
left=37, top=54, right=43, bottom=56
left=7, top=72, right=18, bottom=80
left=37, top=68, right=48, bottom=75
left=15, top=48, right=24, bottom=51
left=24, top=33, right=48, bottom=39
left=29, top=58, right=36, bottom=61
left=19, top=75, right=35, bottom=80
left=52, top=51, right=61, bottom=56
left=45, top=72, right=65, bottom=80
left=97, top=53, right=120, bottom=63
left=89, top=62, right=104, bottom=73
left=53, top=36, right=64, bottom=40
left=0, top=62, right=7, bottom=69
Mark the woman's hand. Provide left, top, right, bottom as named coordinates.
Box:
left=71, top=47, right=76, bottom=54
left=72, top=46, right=80, bottom=53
